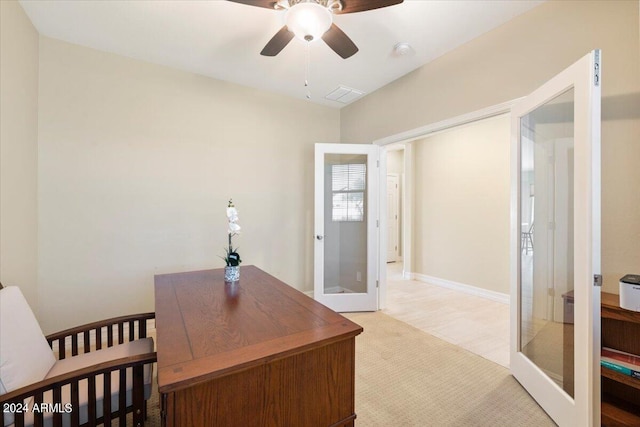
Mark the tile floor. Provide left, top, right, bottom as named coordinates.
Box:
left=383, top=262, right=510, bottom=368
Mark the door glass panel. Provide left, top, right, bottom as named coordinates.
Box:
left=520, top=88, right=575, bottom=397
left=324, top=153, right=367, bottom=294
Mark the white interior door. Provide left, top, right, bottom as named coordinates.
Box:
left=314, top=143, right=379, bottom=312
left=386, top=174, right=399, bottom=262
left=510, top=50, right=601, bottom=426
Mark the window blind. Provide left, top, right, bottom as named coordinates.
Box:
left=331, top=163, right=366, bottom=222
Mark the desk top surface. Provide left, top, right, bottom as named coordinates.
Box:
left=154, top=265, right=363, bottom=393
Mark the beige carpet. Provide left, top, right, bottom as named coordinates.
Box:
left=140, top=311, right=555, bottom=426
left=345, top=311, right=555, bottom=426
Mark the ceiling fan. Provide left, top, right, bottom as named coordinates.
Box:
left=228, top=0, right=404, bottom=59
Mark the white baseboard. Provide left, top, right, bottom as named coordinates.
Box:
left=410, top=272, right=509, bottom=305
left=303, top=286, right=357, bottom=298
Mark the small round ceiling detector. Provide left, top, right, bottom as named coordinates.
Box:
left=393, top=42, right=413, bottom=56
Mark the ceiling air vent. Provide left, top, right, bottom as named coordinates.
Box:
left=325, top=85, right=365, bottom=104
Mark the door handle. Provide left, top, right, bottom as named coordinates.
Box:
left=316, top=235, right=324, bottom=241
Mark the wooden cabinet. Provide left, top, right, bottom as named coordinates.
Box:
left=155, top=265, right=363, bottom=427
left=601, top=292, right=640, bottom=426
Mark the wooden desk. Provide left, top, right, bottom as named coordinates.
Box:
left=155, top=265, right=363, bottom=427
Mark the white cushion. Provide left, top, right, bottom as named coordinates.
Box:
left=0, top=287, right=56, bottom=426
left=17, top=337, right=154, bottom=427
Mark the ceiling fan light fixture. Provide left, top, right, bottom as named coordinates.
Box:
left=286, top=2, right=333, bottom=42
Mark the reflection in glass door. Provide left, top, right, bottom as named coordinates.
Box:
left=324, top=154, right=368, bottom=295
left=520, top=88, right=575, bottom=397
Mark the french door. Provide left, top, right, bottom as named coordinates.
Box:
left=314, top=143, right=379, bottom=312
left=510, top=50, right=601, bottom=426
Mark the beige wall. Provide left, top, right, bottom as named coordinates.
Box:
left=387, top=150, right=404, bottom=175
left=37, top=37, right=339, bottom=333
left=414, top=115, right=510, bottom=294
left=0, top=0, right=40, bottom=313
left=4, top=0, right=638, bottom=334
left=342, top=0, right=640, bottom=294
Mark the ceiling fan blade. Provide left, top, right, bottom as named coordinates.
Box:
left=226, top=0, right=278, bottom=10
left=337, top=0, right=404, bottom=14
left=260, top=26, right=295, bottom=56
left=322, top=24, right=358, bottom=59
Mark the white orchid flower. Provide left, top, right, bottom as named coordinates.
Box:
left=223, top=199, right=242, bottom=268
left=227, top=204, right=240, bottom=234
left=226, top=207, right=239, bottom=223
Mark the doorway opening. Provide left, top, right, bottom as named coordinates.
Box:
left=378, top=103, right=516, bottom=367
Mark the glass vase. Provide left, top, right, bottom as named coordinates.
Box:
left=224, top=265, right=240, bottom=283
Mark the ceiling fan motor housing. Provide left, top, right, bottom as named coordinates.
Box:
left=285, top=1, right=334, bottom=41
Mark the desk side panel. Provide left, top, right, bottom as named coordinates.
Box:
left=171, top=338, right=356, bottom=427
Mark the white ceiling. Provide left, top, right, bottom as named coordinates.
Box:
left=19, top=0, right=544, bottom=108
